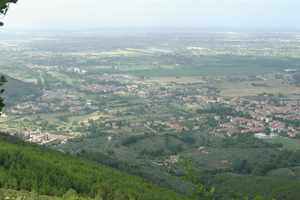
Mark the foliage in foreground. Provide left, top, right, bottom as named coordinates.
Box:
left=0, top=0, right=18, bottom=26
left=0, top=0, right=17, bottom=14
left=0, top=76, right=5, bottom=112
left=0, top=135, right=191, bottom=200
left=0, top=134, right=281, bottom=200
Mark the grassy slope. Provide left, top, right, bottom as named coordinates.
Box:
left=0, top=135, right=191, bottom=200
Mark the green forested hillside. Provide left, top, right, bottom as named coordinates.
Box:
left=0, top=134, right=191, bottom=200
left=211, top=173, right=300, bottom=200
left=1, top=75, right=41, bottom=105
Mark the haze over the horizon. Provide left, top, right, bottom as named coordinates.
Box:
left=1, top=0, right=300, bottom=31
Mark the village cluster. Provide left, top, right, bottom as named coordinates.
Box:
left=2, top=68, right=300, bottom=146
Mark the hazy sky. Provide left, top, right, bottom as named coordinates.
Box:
left=2, top=0, right=300, bottom=30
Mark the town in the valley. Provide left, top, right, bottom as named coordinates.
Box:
left=1, top=31, right=300, bottom=172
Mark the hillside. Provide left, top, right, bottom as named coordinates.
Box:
left=1, top=75, right=42, bottom=105
left=0, top=134, right=192, bottom=200
left=211, top=173, right=300, bottom=200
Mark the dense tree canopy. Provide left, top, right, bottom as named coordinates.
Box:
left=0, top=134, right=192, bottom=200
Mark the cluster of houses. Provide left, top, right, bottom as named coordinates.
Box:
left=214, top=96, right=300, bottom=138
left=10, top=130, right=73, bottom=145
left=3, top=70, right=300, bottom=144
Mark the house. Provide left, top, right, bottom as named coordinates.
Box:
left=269, top=121, right=286, bottom=133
